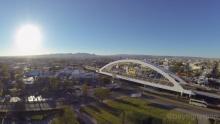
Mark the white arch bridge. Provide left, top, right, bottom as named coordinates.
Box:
left=97, top=59, right=194, bottom=96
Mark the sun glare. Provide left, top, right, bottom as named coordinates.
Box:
left=14, top=24, right=42, bottom=55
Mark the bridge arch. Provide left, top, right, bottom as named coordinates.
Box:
left=98, top=59, right=193, bottom=95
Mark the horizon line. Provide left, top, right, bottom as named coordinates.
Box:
left=0, top=52, right=219, bottom=59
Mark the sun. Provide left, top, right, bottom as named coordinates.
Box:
left=14, top=24, right=43, bottom=55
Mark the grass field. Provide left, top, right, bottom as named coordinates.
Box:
left=31, top=115, right=44, bottom=120
left=81, top=97, right=197, bottom=124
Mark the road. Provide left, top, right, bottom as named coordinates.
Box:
left=141, top=91, right=220, bottom=124
left=75, top=109, right=97, bottom=124
left=71, top=79, right=220, bottom=123
left=111, top=86, right=220, bottom=124
left=140, top=90, right=220, bottom=117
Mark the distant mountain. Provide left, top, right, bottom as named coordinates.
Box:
left=1, top=52, right=218, bottom=60
left=31, top=53, right=98, bottom=59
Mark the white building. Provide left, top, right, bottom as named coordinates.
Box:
left=27, top=96, right=46, bottom=102
left=23, top=77, right=34, bottom=84
left=10, top=97, right=21, bottom=103
left=189, top=63, right=202, bottom=70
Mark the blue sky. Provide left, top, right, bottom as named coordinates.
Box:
left=0, top=0, right=220, bottom=57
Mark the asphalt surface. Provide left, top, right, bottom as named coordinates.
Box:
left=112, top=86, right=220, bottom=123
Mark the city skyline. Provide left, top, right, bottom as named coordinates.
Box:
left=0, top=0, right=220, bottom=58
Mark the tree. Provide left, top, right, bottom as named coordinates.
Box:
left=82, top=83, right=89, bottom=96
left=98, top=77, right=111, bottom=86
left=0, top=64, right=10, bottom=82
left=51, top=106, right=79, bottom=124
left=0, top=80, right=3, bottom=96
left=102, top=77, right=111, bottom=84
left=16, top=79, right=25, bottom=90
left=94, top=87, right=110, bottom=102
left=126, top=111, right=160, bottom=124
left=63, top=80, right=72, bottom=89
left=211, top=62, right=220, bottom=78
left=169, top=62, right=184, bottom=74
left=14, top=69, right=23, bottom=80
left=49, top=77, right=60, bottom=91
left=13, top=79, right=25, bottom=97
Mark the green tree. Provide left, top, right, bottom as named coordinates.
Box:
left=94, top=87, right=110, bottom=102
left=1, top=64, right=9, bottom=78
left=98, top=77, right=111, bottom=86
left=63, top=80, right=72, bottom=89
left=51, top=106, right=79, bottom=124
left=102, top=77, right=110, bottom=84
left=169, top=62, right=184, bottom=74
left=82, top=83, right=89, bottom=96
left=14, top=69, right=23, bottom=80
left=16, top=79, right=25, bottom=90
left=49, top=77, right=60, bottom=91
left=0, top=80, right=3, bottom=96
left=211, top=62, right=220, bottom=78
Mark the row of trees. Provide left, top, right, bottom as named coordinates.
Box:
left=51, top=106, right=79, bottom=124
left=35, top=77, right=78, bottom=94
left=94, top=87, right=110, bottom=102
left=210, top=62, right=220, bottom=78
left=0, top=64, right=10, bottom=95
left=82, top=83, right=111, bottom=102
left=0, top=64, right=25, bottom=96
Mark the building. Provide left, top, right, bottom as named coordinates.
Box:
left=189, top=62, right=202, bottom=70
left=23, top=77, right=34, bottom=84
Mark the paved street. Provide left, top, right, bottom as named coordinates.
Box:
left=111, top=85, right=220, bottom=121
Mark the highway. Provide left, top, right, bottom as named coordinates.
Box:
left=142, top=91, right=220, bottom=117
left=141, top=91, right=220, bottom=124
left=111, top=85, right=220, bottom=123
